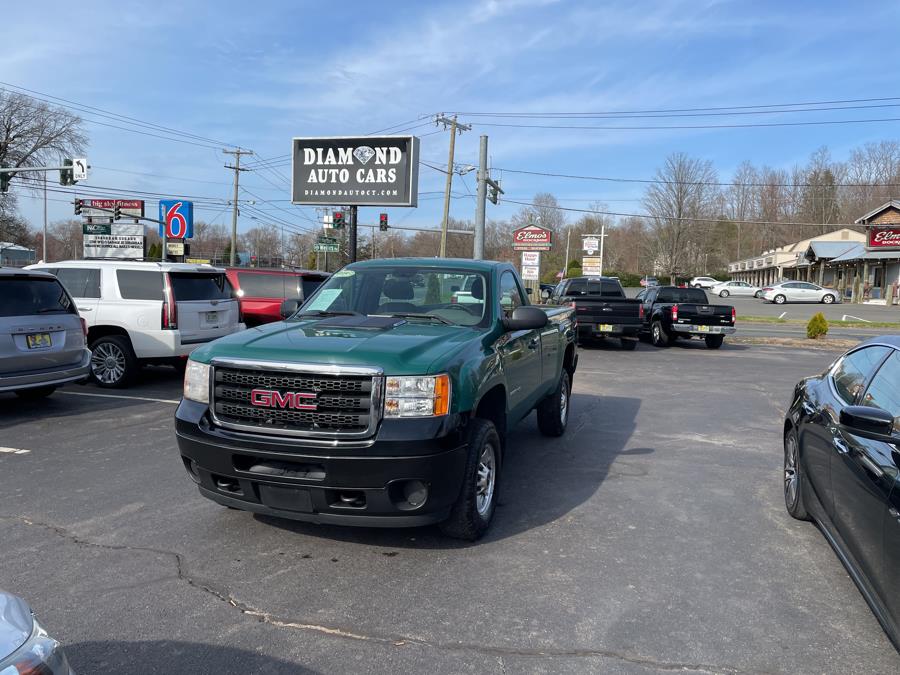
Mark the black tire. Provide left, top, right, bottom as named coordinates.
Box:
left=15, top=385, right=57, bottom=399
left=719, top=289, right=729, bottom=298
left=704, top=335, right=724, bottom=349
left=821, top=294, right=835, bottom=304
left=774, top=294, right=786, bottom=305
left=537, top=369, right=571, bottom=437
left=89, top=335, right=138, bottom=388
left=784, top=427, right=810, bottom=520
left=650, top=320, right=670, bottom=348
left=620, top=338, right=637, bottom=351
left=439, top=419, right=502, bottom=541
left=754, top=291, right=763, bottom=298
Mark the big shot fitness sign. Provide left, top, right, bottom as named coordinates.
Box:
left=291, top=136, right=420, bottom=207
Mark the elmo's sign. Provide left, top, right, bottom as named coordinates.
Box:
left=868, top=226, right=900, bottom=249
left=513, top=224, right=553, bottom=251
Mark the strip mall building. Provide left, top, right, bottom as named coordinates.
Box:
left=728, top=200, right=900, bottom=304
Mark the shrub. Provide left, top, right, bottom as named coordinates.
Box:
left=807, top=312, right=828, bottom=339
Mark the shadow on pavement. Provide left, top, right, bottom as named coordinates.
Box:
left=65, top=640, right=320, bottom=674
left=253, top=394, right=644, bottom=548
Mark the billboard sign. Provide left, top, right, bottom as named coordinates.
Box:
left=521, top=265, right=540, bottom=281
left=513, top=224, right=552, bottom=251
left=83, top=234, right=144, bottom=259
left=867, top=226, right=900, bottom=249
left=82, top=199, right=144, bottom=219
left=159, top=200, right=194, bottom=239
left=521, top=251, right=541, bottom=266
left=291, top=136, right=420, bottom=207
left=82, top=222, right=111, bottom=235
left=583, top=256, right=602, bottom=276
left=583, top=237, right=599, bottom=254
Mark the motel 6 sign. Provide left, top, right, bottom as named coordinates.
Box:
left=159, top=200, right=194, bottom=239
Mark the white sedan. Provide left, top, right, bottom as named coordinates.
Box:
left=711, top=280, right=763, bottom=298
left=762, top=281, right=840, bottom=304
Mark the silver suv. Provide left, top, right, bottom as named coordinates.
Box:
left=0, top=268, right=91, bottom=398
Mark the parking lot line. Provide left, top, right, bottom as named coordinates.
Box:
left=56, top=391, right=180, bottom=405
left=0, top=447, right=30, bottom=455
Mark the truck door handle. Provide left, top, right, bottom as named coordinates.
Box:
left=528, top=337, right=539, bottom=350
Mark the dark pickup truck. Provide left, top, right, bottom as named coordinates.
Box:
left=637, top=286, right=735, bottom=349
left=547, top=276, right=642, bottom=350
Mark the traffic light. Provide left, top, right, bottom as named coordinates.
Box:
left=59, top=158, right=74, bottom=186
left=0, top=170, right=9, bottom=194
left=113, top=203, right=121, bottom=220
left=332, top=211, right=344, bottom=229
left=74, top=199, right=83, bottom=216
left=379, top=213, right=388, bottom=232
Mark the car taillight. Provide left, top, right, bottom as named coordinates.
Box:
left=671, top=304, right=679, bottom=321
left=731, top=307, right=736, bottom=323
left=639, top=304, right=644, bottom=320
left=162, top=275, right=177, bottom=329
left=80, top=317, right=88, bottom=339
left=762, top=287, right=772, bottom=292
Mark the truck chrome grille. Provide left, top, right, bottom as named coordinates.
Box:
left=209, top=361, right=383, bottom=438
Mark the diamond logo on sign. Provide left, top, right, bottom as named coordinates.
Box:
left=353, top=146, right=376, bottom=165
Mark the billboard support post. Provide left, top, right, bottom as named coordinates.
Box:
left=349, top=205, right=358, bottom=263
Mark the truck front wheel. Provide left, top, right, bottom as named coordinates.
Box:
left=440, top=419, right=501, bottom=541
left=537, top=369, right=570, bottom=437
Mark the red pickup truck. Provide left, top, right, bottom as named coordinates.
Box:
left=225, top=268, right=329, bottom=326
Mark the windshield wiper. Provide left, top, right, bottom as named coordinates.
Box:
left=382, top=312, right=454, bottom=325
left=297, top=310, right=361, bottom=318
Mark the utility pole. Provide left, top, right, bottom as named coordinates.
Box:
left=223, top=148, right=253, bottom=266
left=598, top=223, right=607, bottom=277
left=435, top=115, right=471, bottom=258
left=564, top=229, right=571, bottom=278
left=474, top=135, right=487, bottom=260
left=42, top=173, right=48, bottom=262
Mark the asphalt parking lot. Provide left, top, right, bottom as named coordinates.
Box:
left=2, top=344, right=900, bottom=674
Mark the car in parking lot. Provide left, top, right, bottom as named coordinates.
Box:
left=27, top=260, right=244, bottom=387
left=639, top=275, right=659, bottom=288
left=690, top=276, right=719, bottom=289
left=0, top=267, right=91, bottom=398
left=638, top=285, right=736, bottom=349
left=710, top=280, right=763, bottom=298
left=784, top=337, right=900, bottom=649
left=225, top=267, right=329, bottom=327
left=0, top=589, right=74, bottom=674
left=762, top=281, right=840, bottom=304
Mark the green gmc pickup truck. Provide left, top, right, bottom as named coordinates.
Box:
left=176, top=258, right=577, bottom=539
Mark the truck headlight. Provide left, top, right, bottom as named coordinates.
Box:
left=183, top=360, right=210, bottom=403
left=384, top=374, right=450, bottom=418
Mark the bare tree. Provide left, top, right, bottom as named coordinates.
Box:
left=643, top=153, right=719, bottom=283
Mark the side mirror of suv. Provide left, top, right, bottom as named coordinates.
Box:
left=840, top=405, right=895, bottom=437
left=502, top=306, right=548, bottom=331
left=280, top=298, right=301, bottom=319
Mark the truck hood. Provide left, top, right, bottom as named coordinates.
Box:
left=192, top=318, right=482, bottom=375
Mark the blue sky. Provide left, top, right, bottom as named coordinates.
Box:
left=6, top=0, right=900, bottom=238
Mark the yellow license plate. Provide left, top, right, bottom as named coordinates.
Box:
left=26, top=332, right=52, bottom=349
left=698, top=325, right=710, bottom=332
left=597, top=324, right=614, bottom=332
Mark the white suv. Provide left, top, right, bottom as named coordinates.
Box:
left=26, top=261, right=244, bottom=387
left=690, top=276, right=719, bottom=289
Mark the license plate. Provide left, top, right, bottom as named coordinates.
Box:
left=204, top=311, right=218, bottom=323
left=697, top=325, right=710, bottom=332
left=26, top=333, right=52, bottom=349
left=596, top=324, right=614, bottom=332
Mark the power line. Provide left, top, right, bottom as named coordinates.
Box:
left=471, top=117, right=900, bottom=131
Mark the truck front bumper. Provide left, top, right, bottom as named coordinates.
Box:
left=175, top=400, right=469, bottom=528
left=669, top=324, right=736, bottom=336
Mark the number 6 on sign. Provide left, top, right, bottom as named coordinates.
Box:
left=158, top=199, right=193, bottom=239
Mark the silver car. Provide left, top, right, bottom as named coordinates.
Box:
left=762, top=281, right=840, bottom=304
left=711, top=280, right=763, bottom=298
left=0, top=590, right=74, bottom=673
left=0, top=268, right=91, bottom=398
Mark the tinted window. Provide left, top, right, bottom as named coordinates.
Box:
left=117, top=270, right=164, bottom=300
left=238, top=272, right=299, bottom=299
left=564, top=279, right=623, bottom=297
left=55, top=268, right=101, bottom=298
left=169, top=272, right=232, bottom=301
left=499, top=271, right=524, bottom=318
left=832, top=346, right=891, bottom=404
left=656, top=288, right=708, bottom=304
left=301, top=278, right=325, bottom=299
left=860, top=351, right=900, bottom=423
left=0, top=277, right=75, bottom=316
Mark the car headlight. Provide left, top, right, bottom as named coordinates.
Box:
left=183, top=360, right=210, bottom=404
left=0, top=618, right=73, bottom=675
left=384, top=374, right=450, bottom=418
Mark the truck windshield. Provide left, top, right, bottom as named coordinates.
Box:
left=657, top=288, right=709, bottom=304
left=298, top=267, right=488, bottom=327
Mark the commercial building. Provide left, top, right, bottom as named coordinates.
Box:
left=0, top=242, right=36, bottom=267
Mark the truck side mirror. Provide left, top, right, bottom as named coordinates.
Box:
left=502, top=306, right=548, bottom=331
left=541, top=289, right=551, bottom=301
left=280, top=298, right=301, bottom=319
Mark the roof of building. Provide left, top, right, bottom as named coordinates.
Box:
left=854, top=199, right=900, bottom=224
left=0, top=242, right=33, bottom=252
left=805, top=241, right=861, bottom=260
left=829, top=243, right=900, bottom=263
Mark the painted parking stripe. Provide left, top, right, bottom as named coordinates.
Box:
left=56, top=391, right=180, bottom=404
left=0, top=447, right=31, bottom=455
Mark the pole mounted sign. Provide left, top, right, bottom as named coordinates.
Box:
left=867, top=226, right=900, bottom=249
left=291, top=136, right=420, bottom=207
left=81, top=199, right=144, bottom=220
left=583, top=237, right=599, bottom=254
left=512, top=224, right=552, bottom=251
left=159, top=200, right=194, bottom=239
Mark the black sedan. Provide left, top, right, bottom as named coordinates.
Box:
left=784, top=336, right=900, bottom=650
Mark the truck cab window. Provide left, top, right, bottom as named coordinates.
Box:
left=499, top=271, right=524, bottom=318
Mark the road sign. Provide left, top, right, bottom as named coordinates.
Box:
left=583, top=237, right=599, bottom=254
left=513, top=224, right=552, bottom=251
left=521, top=265, right=540, bottom=281
left=521, top=251, right=541, bottom=266
left=166, top=241, right=185, bottom=256
left=159, top=200, right=193, bottom=239
left=314, top=242, right=340, bottom=253
left=72, top=158, right=88, bottom=181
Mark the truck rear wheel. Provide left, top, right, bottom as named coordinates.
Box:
left=650, top=320, right=670, bottom=348
left=537, top=369, right=570, bottom=437
left=620, top=338, right=637, bottom=351
left=705, top=335, right=724, bottom=349
left=440, top=418, right=501, bottom=541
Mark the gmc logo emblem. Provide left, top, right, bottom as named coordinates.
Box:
left=250, top=388, right=317, bottom=411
